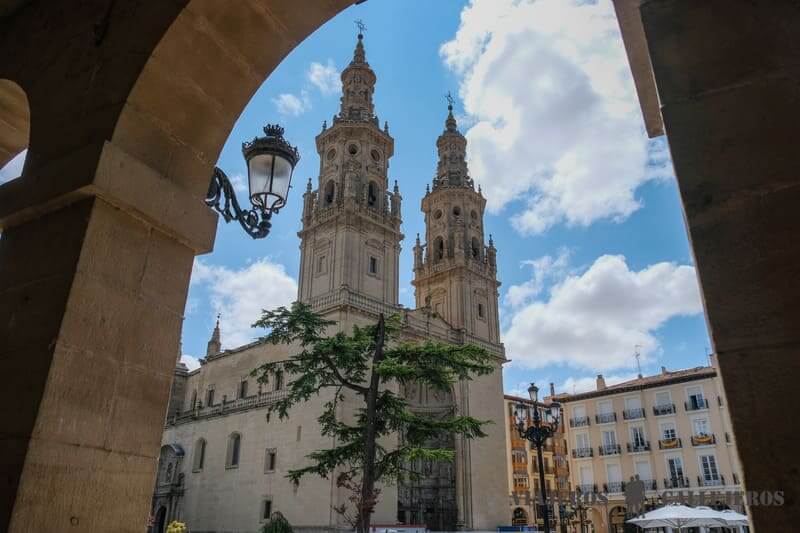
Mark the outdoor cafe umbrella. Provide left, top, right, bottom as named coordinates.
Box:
left=718, top=509, right=749, bottom=527
left=627, top=503, right=728, bottom=530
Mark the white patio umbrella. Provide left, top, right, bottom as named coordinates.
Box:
left=627, top=503, right=728, bottom=530
left=718, top=509, right=749, bottom=527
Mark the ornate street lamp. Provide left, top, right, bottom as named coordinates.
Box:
left=514, top=383, right=561, bottom=533
left=205, top=124, right=300, bottom=239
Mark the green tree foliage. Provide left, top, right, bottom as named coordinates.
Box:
left=251, top=302, right=495, bottom=533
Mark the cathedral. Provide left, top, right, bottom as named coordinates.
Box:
left=151, top=32, right=508, bottom=533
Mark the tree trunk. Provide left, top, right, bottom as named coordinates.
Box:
left=359, top=314, right=386, bottom=533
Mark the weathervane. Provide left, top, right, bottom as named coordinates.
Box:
left=445, top=91, right=455, bottom=110
left=355, top=19, right=367, bottom=37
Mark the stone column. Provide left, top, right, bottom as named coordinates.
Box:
left=0, top=142, right=216, bottom=532
left=640, top=1, right=800, bottom=530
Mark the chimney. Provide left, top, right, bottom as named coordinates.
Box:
left=596, top=374, right=606, bottom=391
left=549, top=382, right=556, bottom=397
left=661, top=366, right=668, bottom=375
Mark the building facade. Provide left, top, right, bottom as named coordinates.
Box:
left=503, top=392, right=572, bottom=532
left=550, top=356, right=743, bottom=533
left=150, top=32, right=508, bottom=533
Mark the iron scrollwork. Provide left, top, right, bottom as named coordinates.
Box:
left=205, top=167, right=272, bottom=239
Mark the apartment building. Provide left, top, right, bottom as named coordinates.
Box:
left=550, top=355, right=742, bottom=532
left=504, top=392, right=572, bottom=532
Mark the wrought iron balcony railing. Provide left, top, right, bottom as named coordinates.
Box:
left=595, top=412, right=617, bottom=424
left=571, top=447, right=593, bottom=458
left=664, top=477, right=690, bottom=489
left=698, top=475, right=725, bottom=487
left=604, top=481, right=625, bottom=493
left=685, top=398, right=709, bottom=411
left=576, top=483, right=598, bottom=494
left=569, top=416, right=591, bottom=428
left=627, top=441, right=651, bottom=453
left=653, top=403, right=676, bottom=416
left=598, top=444, right=621, bottom=456
left=623, top=407, right=646, bottom=420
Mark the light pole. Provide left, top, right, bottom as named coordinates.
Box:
left=514, top=383, right=561, bottom=533
left=206, top=124, right=300, bottom=239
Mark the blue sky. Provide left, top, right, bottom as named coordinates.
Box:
left=0, top=0, right=711, bottom=396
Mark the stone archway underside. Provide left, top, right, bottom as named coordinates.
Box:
left=0, top=1, right=799, bottom=532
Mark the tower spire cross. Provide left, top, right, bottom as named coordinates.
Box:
left=445, top=91, right=455, bottom=110
left=355, top=19, right=367, bottom=37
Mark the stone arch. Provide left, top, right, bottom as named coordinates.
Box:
left=323, top=179, right=336, bottom=205
left=0, top=79, right=29, bottom=179
left=367, top=180, right=379, bottom=208
left=512, top=507, right=528, bottom=525
left=433, top=236, right=445, bottom=261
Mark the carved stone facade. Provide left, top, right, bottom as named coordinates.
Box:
left=151, top=33, right=508, bottom=533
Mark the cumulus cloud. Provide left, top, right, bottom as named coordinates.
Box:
left=504, top=247, right=570, bottom=309
left=191, top=258, right=298, bottom=348
left=181, top=355, right=201, bottom=372
left=229, top=173, right=247, bottom=193
left=272, top=91, right=311, bottom=116
left=441, top=0, right=664, bottom=234
left=0, top=149, right=26, bottom=183
left=504, top=254, right=703, bottom=371
left=559, top=373, right=639, bottom=395
left=308, top=59, right=342, bottom=96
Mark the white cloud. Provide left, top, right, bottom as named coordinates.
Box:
left=181, top=355, right=201, bottom=371
left=559, top=372, right=639, bottom=395
left=441, top=0, right=665, bottom=234
left=272, top=91, right=311, bottom=116
left=504, top=247, right=570, bottom=309
left=191, top=258, right=298, bottom=348
left=504, top=254, right=703, bottom=371
left=307, top=59, right=342, bottom=96
left=0, top=149, right=26, bottom=183
left=229, top=173, right=247, bottom=193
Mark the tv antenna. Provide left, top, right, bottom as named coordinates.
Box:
left=634, top=345, right=643, bottom=378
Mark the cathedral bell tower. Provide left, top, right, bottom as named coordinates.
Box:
left=297, top=30, right=403, bottom=305
left=412, top=101, right=500, bottom=343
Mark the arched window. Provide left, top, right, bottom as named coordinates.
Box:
left=367, top=181, right=379, bottom=208
left=471, top=237, right=481, bottom=259
left=193, top=438, right=206, bottom=472
left=434, top=237, right=445, bottom=261
left=227, top=433, right=242, bottom=468
left=324, top=180, right=335, bottom=205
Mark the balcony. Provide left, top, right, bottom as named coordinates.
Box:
left=598, top=444, right=621, bottom=456
left=595, top=412, right=617, bottom=424
left=572, top=447, right=593, bottom=459
left=685, top=398, right=709, bottom=411
left=698, top=475, right=725, bottom=487
left=640, top=479, right=657, bottom=490
left=623, top=407, right=646, bottom=420
left=604, top=481, right=625, bottom=493
left=627, top=441, right=651, bottom=453
left=570, top=416, right=590, bottom=428
left=576, top=483, right=597, bottom=494
left=653, top=403, right=676, bottom=416
left=691, top=434, right=716, bottom=446
left=513, top=462, right=528, bottom=472
left=664, top=477, right=690, bottom=489
left=658, top=438, right=682, bottom=450
left=511, top=437, right=527, bottom=451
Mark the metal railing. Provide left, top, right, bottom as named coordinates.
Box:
left=571, top=447, right=593, bottom=458
left=604, top=481, right=625, bottom=493
left=698, top=475, right=725, bottom=487
left=595, top=412, right=617, bottom=424
left=685, top=398, right=709, bottom=411
left=627, top=441, right=651, bottom=452
left=623, top=408, right=646, bottom=420
left=577, top=483, right=597, bottom=494
left=664, top=477, right=690, bottom=489
left=598, top=444, right=621, bottom=456
left=569, top=416, right=590, bottom=427
left=653, top=403, right=676, bottom=416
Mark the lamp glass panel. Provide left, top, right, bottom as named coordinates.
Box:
left=248, top=153, right=274, bottom=207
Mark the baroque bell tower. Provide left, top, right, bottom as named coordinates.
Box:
left=297, top=29, right=402, bottom=305
left=412, top=100, right=500, bottom=343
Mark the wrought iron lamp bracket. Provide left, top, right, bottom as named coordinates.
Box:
left=206, top=166, right=272, bottom=239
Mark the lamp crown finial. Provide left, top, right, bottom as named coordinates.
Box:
left=264, top=124, right=285, bottom=138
